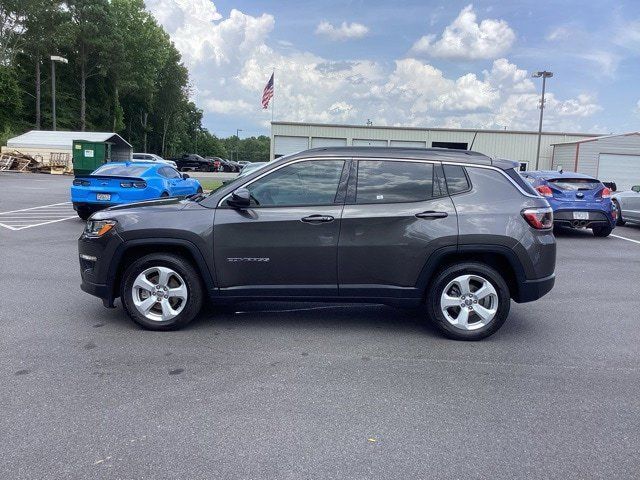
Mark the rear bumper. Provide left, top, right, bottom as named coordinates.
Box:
left=73, top=202, right=116, bottom=211
left=514, top=273, right=555, bottom=303
left=552, top=207, right=616, bottom=229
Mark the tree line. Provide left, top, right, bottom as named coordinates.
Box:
left=0, top=0, right=269, bottom=161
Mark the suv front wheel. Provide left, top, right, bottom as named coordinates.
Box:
left=121, top=253, right=203, bottom=330
left=427, top=262, right=511, bottom=340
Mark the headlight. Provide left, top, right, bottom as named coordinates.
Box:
left=84, top=219, right=117, bottom=237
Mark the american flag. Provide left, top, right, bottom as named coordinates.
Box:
left=261, top=73, right=274, bottom=109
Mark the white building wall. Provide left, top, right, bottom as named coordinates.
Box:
left=271, top=122, right=599, bottom=169
left=572, top=134, right=640, bottom=177
left=551, top=144, right=577, bottom=171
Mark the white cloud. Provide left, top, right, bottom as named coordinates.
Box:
left=144, top=1, right=599, bottom=134
left=412, top=5, right=515, bottom=60
left=577, top=51, right=620, bottom=78
left=315, top=21, right=369, bottom=41
left=546, top=26, right=572, bottom=41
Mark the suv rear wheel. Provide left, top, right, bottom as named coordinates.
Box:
left=121, top=253, right=203, bottom=330
left=427, top=262, right=510, bottom=340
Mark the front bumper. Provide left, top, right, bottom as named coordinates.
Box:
left=78, top=230, right=124, bottom=307
left=80, top=279, right=114, bottom=307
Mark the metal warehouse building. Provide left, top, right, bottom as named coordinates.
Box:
left=551, top=133, right=640, bottom=191
left=270, top=121, right=602, bottom=170
left=3, top=130, right=132, bottom=166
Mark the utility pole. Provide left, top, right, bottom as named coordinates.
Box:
left=50, top=55, right=68, bottom=131
left=236, top=129, right=243, bottom=162
left=532, top=70, right=553, bottom=170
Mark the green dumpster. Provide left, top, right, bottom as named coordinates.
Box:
left=72, top=140, right=112, bottom=176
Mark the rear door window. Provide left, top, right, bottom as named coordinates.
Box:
left=356, top=160, right=434, bottom=204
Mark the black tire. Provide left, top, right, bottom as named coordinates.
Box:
left=77, top=208, right=92, bottom=220
left=613, top=201, right=626, bottom=226
left=120, top=253, right=203, bottom=331
left=426, top=262, right=511, bottom=341
left=160, top=191, right=169, bottom=197
left=592, top=225, right=613, bottom=237
left=196, top=186, right=203, bottom=194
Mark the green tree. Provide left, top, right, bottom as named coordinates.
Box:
left=66, top=0, right=112, bottom=131
left=0, top=65, right=22, bottom=131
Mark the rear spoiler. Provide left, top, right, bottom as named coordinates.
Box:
left=75, top=175, right=146, bottom=182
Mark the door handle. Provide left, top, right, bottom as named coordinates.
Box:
left=415, top=211, right=448, bottom=219
left=301, top=214, right=334, bottom=223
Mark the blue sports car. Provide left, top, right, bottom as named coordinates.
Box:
left=71, top=162, right=202, bottom=219
left=521, top=170, right=616, bottom=237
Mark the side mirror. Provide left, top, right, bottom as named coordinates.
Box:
left=182, top=173, right=190, bottom=179
left=632, top=185, right=640, bottom=193
left=227, top=187, right=251, bottom=208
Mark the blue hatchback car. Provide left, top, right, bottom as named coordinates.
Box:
left=71, top=162, right=202, bottom=219
left=521, top=170, right=616, bottom=237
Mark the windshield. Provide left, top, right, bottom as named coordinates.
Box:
left=93, top=164, right=149, bottom=177
left=548, top=178, right=601, bottom=191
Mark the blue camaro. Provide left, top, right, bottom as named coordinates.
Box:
left=521, top=170, right=616, bottom=237
left=71, top=161, right=202, bottom=219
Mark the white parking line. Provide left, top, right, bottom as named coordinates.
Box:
left=0, top=202, right=77, bottom=230
left=0, top=201, right=71, bottom=214
left=611, top=234, right=640, bottom=245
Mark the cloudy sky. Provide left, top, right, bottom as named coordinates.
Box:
left=144, top=0, right=640, bottom=137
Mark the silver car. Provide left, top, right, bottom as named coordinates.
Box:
left=132, top=153, right=178, bottom=169
left=612, top=185, right=640, bottom=225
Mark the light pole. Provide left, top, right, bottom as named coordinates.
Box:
left=50, top=55, right=68, bottom=131
left=532, top=70, right=553, bottom=170
left=235, top=129, right=243, bottom=161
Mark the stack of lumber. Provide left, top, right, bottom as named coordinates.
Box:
left=0, top=151, right=41, bottom=172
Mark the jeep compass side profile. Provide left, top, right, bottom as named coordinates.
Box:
left=78, top=147, right=556, bottom=340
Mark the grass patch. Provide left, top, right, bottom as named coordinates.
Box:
left=198, top=179, right=223, bottom=192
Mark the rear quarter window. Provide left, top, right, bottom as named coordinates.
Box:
left=506, top=168, right=538, bottom=195
left=443, top=164, right=471, bottom=194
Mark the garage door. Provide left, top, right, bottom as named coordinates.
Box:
left=311, top=137, right=347, bottom=148
left=353, top=139, right=388, bottom=147
left=274, top=136, right=309, bottom=157
left=389, top=140, right=426, bottom=148
left=598, top=154, right=640, bottom=191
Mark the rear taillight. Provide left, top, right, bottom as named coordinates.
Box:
left=120, top=181, right=147, bottom=188
left=73, top=179, right=90, bottom=186
left=522, top=207, right=553, bottom=230
left=535, top=185, right=553, bottom=197
left=600, top=187, right=611, bottom=198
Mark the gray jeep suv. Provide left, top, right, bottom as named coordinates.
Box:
left=78, top=147, right=556, bottom=340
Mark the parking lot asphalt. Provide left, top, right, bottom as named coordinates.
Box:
left=1, top=172, right=639, bottom=479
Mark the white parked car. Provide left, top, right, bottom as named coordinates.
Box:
left=612, top=185, right=640, bottom=226
left=132, top=153, right=178, bottom=169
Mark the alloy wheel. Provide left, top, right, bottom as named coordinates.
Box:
left=131, top=266, right=188, bottom=322
left=440, top=274, right=498, bottom=331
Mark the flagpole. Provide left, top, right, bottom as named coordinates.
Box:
left=271, top=67, right=275, bottom=123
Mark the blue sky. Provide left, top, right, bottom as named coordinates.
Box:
left=145, top=0, right=640, bottom=137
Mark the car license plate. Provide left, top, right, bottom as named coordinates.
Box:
left=96, top=193, right=111, bottom=201
left=573, top=211, right=589, bottom=220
